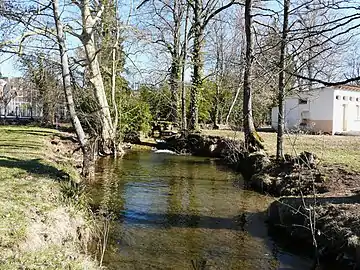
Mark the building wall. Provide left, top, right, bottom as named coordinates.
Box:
left=307, top=87, right=334, bottom=134
left=271, top=88, right=335, bottom=133
left=332, top=89, right=360, bottom=133
left=271, top=97, right=304, bottom=130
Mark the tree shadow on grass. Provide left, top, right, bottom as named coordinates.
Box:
left=0, top=144, right=40, bottom=149
left=0, top=156, right=70, bottom=181
left=2, top=129, right=55, bottom=136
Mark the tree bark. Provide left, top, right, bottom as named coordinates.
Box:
left=225, top=84, right=240, bottom=126
left=189, top=0, right=204, bottom=131
left=213, top=34, right=224, bottom=129
left=52, top=0, right=94, bottom=177
left=276, top=0, right=290, bottom=161
left=181, top=5, right=189, bottom=132
left=169, top=55, right=180, bottom=123
left=80, top=0, right=117, bottom=155
left=243, top=0, right=262, bottom=150
left=213, top=81, right=220, bottom=128
left=42, top=100, right=54, bottom=125
left=110, top=11, right=123, bottom=156
left=169, top=0, right=182, bottom=124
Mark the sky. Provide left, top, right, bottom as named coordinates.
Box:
left=0, top=54, right=21, bottom=77
left=1, top=0, right=359, bottom=83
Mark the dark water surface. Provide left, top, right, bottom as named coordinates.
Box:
left=87, top=151, right=312, bottom=269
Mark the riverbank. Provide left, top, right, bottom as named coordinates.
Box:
left=0, top=126, right=99, bottom=269
left=157, top=131, right=360, bottom=268
left=202, top=129, right=360, bottom=170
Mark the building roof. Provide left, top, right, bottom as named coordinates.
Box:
left=330, top=85, right=360, bottom=92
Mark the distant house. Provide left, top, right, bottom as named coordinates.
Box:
left=0, top=76, right=42, bottom=118
left=271, top=85, right=360, bottom=135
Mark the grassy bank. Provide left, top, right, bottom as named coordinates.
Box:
left=0, top=126, right=99, bottom=269
left=202, top=129, right=360, bottom=170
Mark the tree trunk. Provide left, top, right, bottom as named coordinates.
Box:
left=81, top=139, right=96, bottom=177
left=169, top=0, right=181, bottom=124
left=213, top=38, right=224, bottom=129
left=276, top=0, right=290, bottom=161
left=213, top=80, right=220, bottom=129
left=169, top=55, right=180, bottom=123
left=52, top=0, right=94, bottom=177
left=189, top=0, right=204, bottom=131
left=42, top=100, right=53, bottom=126
left=111, top=16, right=123, bottom=156
left=243, top=0, right=262, bottom=150
left=80, top=0, right=117, bottom=155
left=180, top=5, right=190, bottom=132
left=225, top=84, right=240, bottom=126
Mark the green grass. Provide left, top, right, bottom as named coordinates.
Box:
left=0, top=126, right=98, bottom=269
left=202, top=129, right=360, bottom=170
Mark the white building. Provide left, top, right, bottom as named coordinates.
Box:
left=0, top=77, right=42, bottom=118
left=271, top=85, right=360, bottom=135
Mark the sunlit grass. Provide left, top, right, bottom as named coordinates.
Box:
left=0, top=126, right=98, bottom=269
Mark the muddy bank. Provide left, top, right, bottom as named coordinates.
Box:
left=268, top=197, right=360, bottom=269
left=162, top=133, right=270, bottom=178
left=161, top=134, right=328, bottom=196
left=161, top=133, right=360, bottom=195
left=159, top=133, right=360, bottom=268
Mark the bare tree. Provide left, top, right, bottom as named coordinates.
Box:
left=72, top=0, right=117, bottom=155
left=20, top=54, right=62, bottom=125
left=205, top=10, right=245, bottom=128
left=187, top=0, right=239, bottom=131
left=137, top=0, right=188, bottom=125
left=181, top=5, right=190, bottom=131
left=243, top=0, right=263, bottom=149
left=276, top=0, right=290, bottom=161
left=52, top=0, right=94, bottom=176
left=225, top=16, right=245, bottom=127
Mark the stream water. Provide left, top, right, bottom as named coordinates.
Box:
left=87, top=150, right=313, bottom=269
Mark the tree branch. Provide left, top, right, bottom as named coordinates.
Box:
left=203, top=0, right=243, bottom=28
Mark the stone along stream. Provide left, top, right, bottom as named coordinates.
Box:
left=87, top=150, right=312, bottom=269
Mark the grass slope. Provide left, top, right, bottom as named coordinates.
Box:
left=0, top=126, right=98, bottom=270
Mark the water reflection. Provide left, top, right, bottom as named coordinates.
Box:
left=88, top=151, right=312, bottom=270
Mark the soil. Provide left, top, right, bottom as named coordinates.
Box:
left=266, top=161, right=360, bottom=268
left=321, top=165, right=360, bottom=196
left=48, top=131, right=84, bottom=172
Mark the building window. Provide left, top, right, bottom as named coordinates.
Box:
left=350, top=97, right=353, bottom=101
left=357, top=105, right=360, bottom=120
left=336, top=95, right=341, bottom=100
left=343, top=96, right=347, bottom=100
left=357, top=98, right=360, bottom=102
left=298, top=98, right=307, bottom=104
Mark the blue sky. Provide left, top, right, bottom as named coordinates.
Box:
left=0, top=54, right=21, bottom=77
left=1, top=0, right=359, bottom=83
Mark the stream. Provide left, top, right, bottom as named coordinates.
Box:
left=87, top=150, right=313, bottom=269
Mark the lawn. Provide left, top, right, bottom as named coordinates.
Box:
left=202, top=129, right=360, bottom=170
left=0, top=126, right=98, bottom=269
